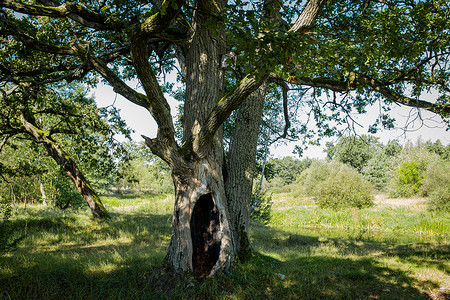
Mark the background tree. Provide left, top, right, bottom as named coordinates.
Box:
left=387, top=140, right=444, bottom=198
left=0, top=82, right=130, bottom=218
left=1, top=0, right=449, bottom=279
left=325, top=135, right=382, bottom=172
left=362, top=151, right=391, bottom=192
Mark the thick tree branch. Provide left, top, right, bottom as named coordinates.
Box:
left=0, top=42, right=131, bottom=85
left=141, top=0, right=185, bottom=35
left=0, top=13, right=75, bottom=55
left=130, top=32, right=177, bottom=149
left=358, top=74, right=450, bottom=115
left=276, top=71, right=449, bottom=116
left=71, top=44, right=149, bottom=110
left=0, top=0, right=124, bottom=30
left=289, top=0, right=326, bottom=33
left=272, top=72, right=348, bottom=92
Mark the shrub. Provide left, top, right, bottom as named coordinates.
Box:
left=391, top=161, right=424, bottom=197
left=428, top=188, right=450, bottom=212
left=387, top=144, right=439, bottom=198
left=250, top=192, right=272, bottom=224
left=266, top=176, right=290, bottom=194
left=294, top=160, right=331, bottom=197
left=421, top=160, right=450, bottom=212
left=0, top=196, right=24, bottom=254
left=294, top=161, right=374, bottom=209
left=314, top=163, right=374, bottom=209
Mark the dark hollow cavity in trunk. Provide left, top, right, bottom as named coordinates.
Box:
left=190, top=193, right=221, bottom=280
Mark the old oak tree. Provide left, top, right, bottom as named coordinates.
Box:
left=1, top=0, right=449, bottom=279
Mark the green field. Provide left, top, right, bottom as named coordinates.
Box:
left=1, top=194, right=449, bottom=299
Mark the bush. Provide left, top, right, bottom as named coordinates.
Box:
left=421, top=161, right=450, bottom=212
left=0, top=196, right=23, bottom=254
left=266, top=176, right=290, bottom=194
left=391, top=161, right=424, bottom=197
left=250, top=192, right=272, bottom=224
left=315, top=163, right=374, bottom=209
left=428, top=188, right=450, bottom=212
left=294, top=161, right=374, bottom=209
left=294, top=160, right=331, bottom=197
left=387, top=144, right=439, bottom=198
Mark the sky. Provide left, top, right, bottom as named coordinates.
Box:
left=93, top=82, right=449, bottom=160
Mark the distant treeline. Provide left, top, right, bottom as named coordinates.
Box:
left=1, top=137, right=449, bottom=212
left=259, top=137, right=449, bottom=211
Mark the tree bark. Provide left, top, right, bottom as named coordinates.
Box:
left=164, top=156, right=234, bottom=279
left=159, top=0, right=236, bottom=279
left=225, top=82, right=268, bottom=259
left=17, top=113, right=110, bottom=219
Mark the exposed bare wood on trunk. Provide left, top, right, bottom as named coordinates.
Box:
left=165, top=157, right=234, bottom=279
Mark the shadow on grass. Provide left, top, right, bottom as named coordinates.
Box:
left=243, top=224, right=449, bottom=299
left=0, top=211, right=173, bottom=299
left=1, top=215, right=449, bottom=299
left=7, top=210, right=172, bottom=245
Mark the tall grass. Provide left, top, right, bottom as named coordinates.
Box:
left=1, top=193, right=449, bottom=299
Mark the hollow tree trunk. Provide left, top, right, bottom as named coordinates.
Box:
left=225, top=83, right=268, bottom=259
left=18, top=112, right=110, bottom=219
left=164, top=155, right=234, bottom=279
left=141, top=0, right=324, bottom=279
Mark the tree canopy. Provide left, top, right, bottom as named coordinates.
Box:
left=1, top=0, right=448, bottom=143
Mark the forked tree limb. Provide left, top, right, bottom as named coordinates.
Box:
left=194, top=72, right=270, bottom=158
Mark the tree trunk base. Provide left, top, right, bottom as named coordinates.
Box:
left=165, top=158, right=236, bottom=279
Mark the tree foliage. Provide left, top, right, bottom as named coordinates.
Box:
left=0, top=83, right=130, bottom=214
left=0, top=0, right=448, bottom=151
left=262, top=156, right=312, bottom=184
left=362, top=151, right=390, bottom=191
left=387, top=140, right=444, bottom=198
left=325, top=135, right=382, bottom=172
left=421, top=160, right=450, bottom=212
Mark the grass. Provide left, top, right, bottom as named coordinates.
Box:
left=0, top=193, right=449, bottom=299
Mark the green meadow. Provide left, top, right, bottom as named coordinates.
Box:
left=1, top=194, right=449, bottom=299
